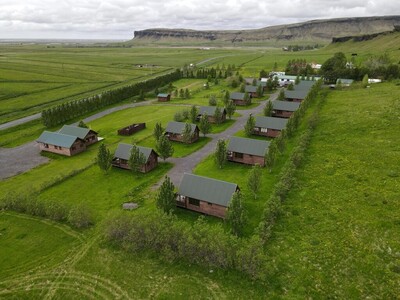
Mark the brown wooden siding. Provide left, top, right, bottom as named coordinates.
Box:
left=117, top=123, right=146, bottom=136
left=38, top=139, right=86, bottom=156
left=232, top=99, right=248, bottom=106
left=176, top=196, right=227, bottom=218
left=84, top=132, right=98, bottom=146
left=158, top=95, right=170, bottom=102
left=165, top=129, right=199, bottom=144
left=227, top=152, right=265, bottom=166
left=112, top=152, right=158, bottom=173
left=272, top=110, right=294, bottom=118
left=253, top=127, right=281, bottom=138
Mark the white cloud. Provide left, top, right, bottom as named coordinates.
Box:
left=0, top=0, right=398, bottom=39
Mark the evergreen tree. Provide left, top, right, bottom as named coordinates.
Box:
left=278, top=89, right=285, bottom=100
left=181, top=123, right=193, bottom=144
left=287, top=83, right=294, bottom=90
left=214, top=78, right=219, bottom=85
left=223, top=91, right=230, bottom=105
left=295, top=75, right=300, bottom=84
left=128, top=145, right=147, bottom=174
left=185, top=88, right=190, bottom=99
left=362, top=74, right=369, bottom=88
left=226, top=100, right=236, bottom=119
left=231, top=79, right=238, bottom=88
left=252, top=78, right=257, bottom=86
left=78, top=120, right=88, bottom=128
left=156, top=176, right=176, bottom=214
left=153, top=122, right=164, bottom=141
left=190, top=105, right=198, bottom=123
left=138, top=89, right=145, bottom=100
left=240, top=83, right=246, bottom=93
left=174, top=89, right=178, bottom=98
left=214, top=139, right=227, bottom=169
left=244, top=114, right=255, bottom=137
left=247, top=164, right=262, bottom=199
left=244, top=92, right=252, bottom=105
left=256, top=84, right=263, bottom=97
left=97, top=143, right=112, bottom=174
left=213, top=106, right=223, bottom=124
left=179, top=89, right=185, bottom=98
left=263, top=100, right=273, bottom=117
left=154, top=87, right=159, bottom=96
left=265, top=141, right=278, bottom=169
left=199, top=113, right=211, bottom=137
left=156, top=135, right=174, bottom=161
left=209, top=95, right=217, bottom=106
left=226, top=191, right=246, bottom=236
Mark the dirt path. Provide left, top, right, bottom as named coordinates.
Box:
left=154, top=92, right=278, bottom=188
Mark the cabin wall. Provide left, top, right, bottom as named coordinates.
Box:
left=273, top=110, right=294, bottom=118
left=228, top=152, right=265, bottom=166
left=85, top=132, right=98, bottom=146
left=177, top=196, right=227, bottom=218
left=39, top=140, right=85, bottom=156
left=253, top=127, right=281, bottom=138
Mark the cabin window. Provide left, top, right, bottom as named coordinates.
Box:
left=207, top=202, right=212, bottom=206
left=44, top=143, right=49, bottom=148
left=234, top=152, right=243, bottom=159
left=189, top=198, right=200, bottom=206
left=261, top=128, right=268, bottom=133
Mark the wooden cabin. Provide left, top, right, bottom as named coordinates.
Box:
left=157, top=93, right=171, bottom=102
left=112, top=143, right=158, bottom=173
left=176, top=173, right=239, bottom=219
left=245, top=85, right=258, bottom=98
left=272, top=100, right=300, bottom=118
left=230, top=92, right=251, bottom=106
left=253, top=116, right=288, bottom=138
left=165, top=121, right=200, bottom=144
left=37, top=131, right=86, bottom=156
left=117, top=123, right=146, bottom=136
left=227, top=137, right=269, bottom=166
left=197, top=106, right=227, bottom=123
left=284, top=90, right=308, bottom=102
left=58, top=125, right=98, bottom=146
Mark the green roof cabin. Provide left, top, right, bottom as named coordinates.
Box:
left=227, top=136, right=270, bottom=166
left=165, top=121, right=200, bottom=144
left=112, top=143, right=158, bottom=173
left=254, top=116, right=288, bottom=138
left=58, top=125, right=98, bottom=145
left=176, top=173, right=240, bottom=218
left=272, top=100, right=300, bottom=118
left=197, top=106, right=227, bottom=123
left=37, top=131, right=86, bottom=156
left=157, top=93, right=171, bottom=102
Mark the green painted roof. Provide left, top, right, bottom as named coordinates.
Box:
left=230, top=92, right=245, bottom=100
left=157, top=93, right=170, bottom=97
left=178, top=173, right=238, bottom=207
left=37, top=131, right=81, bottom=148
left=273, top=100, right=300, bottom=112
left=227, top=136, right=270, bottom=157
left=284, top=89, right=308, bottom=100
left=245, top=85, right=257, bottom=93
left=113, top=143, right=156, bottom=161
left=165, top=121, right=198, bottom=134
left=58, top=125, right=96, bottom=140
left=295, top=80, right=315, bottom=91
left=198, top=106, right=226, bottom=116
left=255, top=116, right=288, bottom=130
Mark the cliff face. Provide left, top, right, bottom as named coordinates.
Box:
left=132, top=15, right=400, bottom=44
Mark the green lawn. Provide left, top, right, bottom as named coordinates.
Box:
left=263, top=82, right=400, bottom=298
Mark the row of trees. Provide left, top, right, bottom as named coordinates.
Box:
left=181, top=65, right=236, bottom=79
left=42, top=69, right=182, bottom=127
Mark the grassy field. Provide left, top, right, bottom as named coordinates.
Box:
left=1, top=39, right=400, bottom=298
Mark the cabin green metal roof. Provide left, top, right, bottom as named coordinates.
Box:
left=245, top=85, right=258, bottom=93
left=157, top=93, right=170, bottom=97
left=255, top=116, right=288, bottom=130
left=295, top=80, right=315, bottom=91
left=230, top=92, right=245, bottom=100
left=165, top=121, right=198, bottom=134
left=198, top=106, right=226, bottom=116
left=113, top=143, right=156, bottom=161
left=227, top=136, right=270, bottom=157
left=58, top=125, right=96, bottom=140
left=178, top=173, right=238, bottom=207
left=37, top=131, right=81, bottom=148
left=284, top=89, right=308, bottom=100
left=272, top=100, right=300, bottom=112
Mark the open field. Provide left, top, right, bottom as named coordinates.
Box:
left=1, top=38, right=400, bottom=298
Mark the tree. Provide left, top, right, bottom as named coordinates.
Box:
left=362, top=73, right=369, bottom=88
left=244, top=114, right=255, bottom=137
left=179, top=89, right=185, bottom=98
left=231, top=79, right=238, bottom=88
left=78, top=120, right=88, bottom=128
left=153, top=122, right=164, bottom=141
left=156, top=176, right=176, bottom=214
left=199, top=114, right=211, bottom=137
left=278, top=89, right=285, bottom=100
left=185, top=88, right=190, bottom=99
left=263, top=100, right=273, bottom=117
left=256, top=84, right=263, bottom=98
left=156, top=135, right=174, bottom=161
left=320, top=52, right=347, bottom=83
left=190, top=105, right=198, bottom=123
left=174, top=89, right=178, bottom=98
left=223, top=91, right=230, bottom=105
left=247, top=164, right=262, bottom=199
left=97, top=143, right=112, bottom=174
left=287, top=83, right=294, bottom=90
left=295, top=75, right=300, bottom=84
left=213, top=106, right=223, bottom=124
left=244, top=92, right=251, bottom=105
left=265, top=141, right=278, bottom=169
left=240, top=83, right=246, bottom=93
left=226, top=191, right=246, bottom=236
left=252, top=78, right=257, bottom=86
left=154, top=87, right=159, bottom=96
left=181, top=123, right=193, bottom=144
left=209, top=95, right=217, bottom=106
left=214, top=139, right=227, bottom=169
left=138, top=89, right=145, bottom=100
left=226, top=100, right=236, bottom=119
left=128, top=145, right=147, bottom=174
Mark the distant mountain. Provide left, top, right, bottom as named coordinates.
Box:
left=131, top=15, right=400, bottom=46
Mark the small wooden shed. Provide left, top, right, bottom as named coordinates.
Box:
left=253, top=116, right=288, bottom=138
left=230, top=92, right=250, bottom=106
left=197, top=106, right=227, bottom=123
left=272, top=100, right=300, bottom=118
left=157, top=93, right=171, bottom=102
left=117, top=123, right=146, bottom=136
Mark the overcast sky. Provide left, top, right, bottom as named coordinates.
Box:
left=0, top=0, right=399, bottom=40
